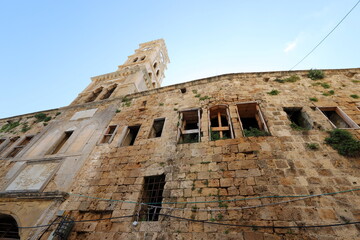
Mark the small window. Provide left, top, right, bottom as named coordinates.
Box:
left=156, top=70, right=160, bottom=77
left=133, top=57, right=138, bottom=63
left=284, top=107, right=312, bottom=130
left=209, top=106, right=234, bottom=140
left=148, top=72, right=152, bottom=79
left=237, top=102, right=269, bottom=137
left=0, top=137, right=20, bottom=156
left=101, top=125, right=118, bottom=144
left=180, top=88, right=186, bottom=93
left=139, top=174, right=166, bottom=221
left=178, top=109, right=201, bottom=143
left=153, top=62, right=157, bottom=69
left=6, top=136, right=34, bottom=158
left=149, top=118, right=165, bottom=138
left=48, top=131, right=74, bottom=155
left=140, top=56, right=146, bottom=61
left=100, top=84, right=117, bottom=100
left=121, top=125, right=141, bottom=146
left=85, top=87, right=103, bottom=103
left=318, top=107, right=359, bottom=129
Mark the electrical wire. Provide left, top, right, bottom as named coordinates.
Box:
left=159, top=213, right=360, bottom=229
left=289, top=0, right=360, bottom=70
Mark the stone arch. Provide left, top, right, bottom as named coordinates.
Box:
left=85, top=87, right=103, bottom=103
left=100, top=84, right=118, bottom=100
left=0, top=213, right=20, bottom=239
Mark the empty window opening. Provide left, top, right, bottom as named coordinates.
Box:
left=153, top=62, right=157, bottom=69
left=85, top=87, right=103, bottom=103
left=101, top=125, right=118, bottom=144
left=149, top=118, right=165, bottom=138
left=180, top=88, right=186, bottom=93
left=156, top=70, right=160, bottom=77
left=140, top=56, right=146, bottom=61
left=121, top=125, right=141, bottom=146
left=148, top=72, right=152, bottom=79
left=284, top=107, right=312, bottom=130
left=101, top=84, right=117, bottom=100
left=0, top=214, right=20, bottom=239
left=133, top=57, right=138, bottom=63
left=237, top=103, right=269, bottom=137
left=139, top=175, right=166, bottom=221
left=6, top=136, right=34, bottom=158
left=318, top=107, right=359, bottom=129
left=49, top=131, right=74, bottom=155
left=152, top=82, right=156, bottom=88
left=209, top=106, right=233, bottom=140
left=178, top=109, right=202, bottom=143
left=0, top=137, right=20, bottom=155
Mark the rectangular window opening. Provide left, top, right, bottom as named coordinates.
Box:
left=101, top=125, right=118, bottom=143
left=209, top=106, right=233, bottom=140
left=237, top=103, right=269, bottom=137
left=178, top=109, right=201, bottom=143
left=149, top=118, right=165, bottom=138
left=318, top=107, right=359, bottom=129
left=6, top=136, right=34, bottom=158
left=49, top=131, right=74, bottom=155
left=284, top=107, right=312, bottom=130
left=0, top=137, right=20, bottom=156
left=139, top=174, right=166, bottom=221
left=180, top=88, right=186, bottom=93
left=121, top=125, right=141, bottom=146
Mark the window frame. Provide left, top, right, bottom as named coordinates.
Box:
left=236, top=101, right=269, bottom=136
left=0, top=137, right=20, bottom=157
left=177, top=108, right=202, bottom=143
left=119, top=125, right=141, bottom=147
left=208, top=105, right=234, bottom=140
left=5, top=135, right=35, bottom=158
left=99, top=125, right=118, bottom=144
left=317, top=107, right=359, bottom=129
left=148, top=118, right=166, bottom=139
left=47, top=130, right=74, bottom=155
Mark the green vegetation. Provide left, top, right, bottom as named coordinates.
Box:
left=267, top=90, right=279, bottom=95
left=159, top=102, right=164, bottom=106
left=322, top=90, right=335, bottom=96
left=192, top=89, right=198, bottom=94
left=199, top=95, right=210, bottom=101
left=290, top=123, right=307, bottom=131
left=350, top=94, right=359, bottom=99
left=116, top=109, right=121, bottom=113
left=307, top=69, right=324, bottom=80
left=173, top=108, right=178, bottom=111
left=34, top=113, right=51, bottom=122
left=352, top=80, right=360, bottom=83
left=243, top=127, right=270, bottom=137
left=211, top=131, right=230, bottom=140
left=194, top=94, right=201, bottom=98
left=325, top=129, right=360, bottom=157
left=309, top=97, right=318, bottom=102
left=274, top=75, right=300, bottom=83
left=321, top=83, right=331, bottom=89
left=0, top=121, right=20, bottom=133
left=55, top=112, right=61, bottom=116
left=180, top=134, right=198, bottom=143
left=306, top=143, right=319, bottom=150
left=200, top=161, right=210, bottom=164
left=21, top=123, right=31, bottom=133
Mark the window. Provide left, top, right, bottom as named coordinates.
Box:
left=0, top=214, right=20, bottom=239
left=121, top=125, right=141, bottom=146
left=156, top=70, right=160, bottom=77
left=101, top=125, right=118, bottom=144
left=140, top=56, right=146, bottom=61
left=209, top=105, right=234, bottom=140
left=237, top=102, right=269, bottom=137
left=85, top=87, right=103, bottom=103
left=178, top=109, right=201, bottom=143
left=149, top=118, right=165, bottom=138
left=139, top=175, right=166, bottom=221
left=48, top=131, right=74, bottom=155
left=180, top=88, right=186, bottom=93
left=6, top=136, right=34, bottom=158
left=133, top=57, right=138, bottom=63
left=284, top=107, right=312, bottom=130
left=148, top=72, right=152, bottom=79
left=0, top=137, right=19, bottom=156
left=318, top=107, right=359, bottom=129
left=153, top=62, right=157, bottom=69
left=100, top=84, right=117, bottom=100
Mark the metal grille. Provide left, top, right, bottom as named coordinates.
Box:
left=139, top=175, right=166, bottom=221
left=0, top=214, right=20, bottom=239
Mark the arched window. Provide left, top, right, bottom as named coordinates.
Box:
left=0, top=214, right=20, bottom=239
left=209, top=105, right=234, bottom=140
left=140, top=56, right=146, bottom=61
left=156, top=70, right=160, bottom=77
left=85, top=87, right=103, bottom=103
left=100, top=84, right=117, bottom=100
left=133, top=57, right=138, bottom=63
left=153, top=62, right=157, bottom=69
left=148, top=72, right=152, bottom=79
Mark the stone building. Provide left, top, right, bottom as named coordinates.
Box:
left=0, top=39, right=360, bottom=240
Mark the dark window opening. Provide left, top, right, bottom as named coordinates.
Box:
left=121, top=125, right=141, bottom=146
left=133, top=57, right=138, bottom=63
left=101, top=125, right=118, bottom=144
left=140, top=56, right=146, bottom=61
left=156, top=70, right=160, bottom=77
left=149, top=118, right=165, bottom=138
left=237, top=103, right=269, bottom=137
left=0, top=137, right=19, bottom=155
left=148, top=72, right=152, bottom=79
left=180, top=88, right=186, bottom=93
left=6, top=136, right=34, bottom=158
left=0, top=214, right=20, bottom=239
left=209, top=106, right=233, bottom=140
left=153, top=62, right=157, bottom=69
left=284, top=107, right=312, bottom=130
left=139, top=175, right=166, bottom=221
left=101, top=85, right=117, bottom=100
left=85, top=87, right=103, bottom=103
left=178, top=109, right=201, bottom=143
left=49, top=131, right=73, bottom=155
left=318, top=107, right=359, bottom=129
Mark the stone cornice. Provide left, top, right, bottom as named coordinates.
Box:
left=91, top=65, right=142, bottom=82
left=0, top=191, right=68, bottom=201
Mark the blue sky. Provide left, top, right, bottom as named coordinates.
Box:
left=0, top=0, right=359, bottom=118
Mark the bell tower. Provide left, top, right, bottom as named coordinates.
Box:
left=70, top=39, right=169, bottom=105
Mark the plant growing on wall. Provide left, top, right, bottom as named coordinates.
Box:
left=307, top=69, right=324, bottom=80
left=325, top=129, right=360, bottom=157
left=243, top=127, right=270, bottom=137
